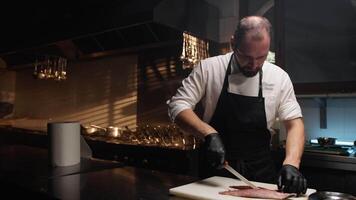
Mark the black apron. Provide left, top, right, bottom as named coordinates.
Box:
left=199, top=55, right=276, bottom=183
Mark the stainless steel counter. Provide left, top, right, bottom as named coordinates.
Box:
left=302, top=151, right=356, bottom=172
left=273, top=146, right=356, bottom=172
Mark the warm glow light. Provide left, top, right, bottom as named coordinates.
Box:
left=33, top=56, right=68, bottom=81
left=180, top=32, right=209, bottom=68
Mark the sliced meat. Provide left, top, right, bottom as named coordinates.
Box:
left=230, top=186, right=256, bottom=190
left=219, top=186, right=296, bottom=200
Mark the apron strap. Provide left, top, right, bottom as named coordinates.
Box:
left=258, top=70, right=263, bottom=99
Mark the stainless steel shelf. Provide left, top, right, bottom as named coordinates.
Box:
left=297, top=93, right=356, bottom=98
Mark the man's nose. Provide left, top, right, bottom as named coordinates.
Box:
left=249, top=59, right=259, bottom=68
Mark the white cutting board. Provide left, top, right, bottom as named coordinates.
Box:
left=169, top=176, right=316, bottom=200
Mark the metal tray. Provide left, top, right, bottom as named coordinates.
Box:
left=308, top=191, right=356, bottom=200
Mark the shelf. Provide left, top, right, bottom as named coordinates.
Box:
left=297, top=93, right=356, bottom=98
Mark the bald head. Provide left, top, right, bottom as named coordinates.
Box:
left=233, top=16, right=272, bottom=49
left=231, top=16, right=271, bottom=77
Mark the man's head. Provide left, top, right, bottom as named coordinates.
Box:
left=231, top=16, right=271, bottom=77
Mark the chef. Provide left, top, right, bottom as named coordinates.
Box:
left=167, top=16, right=307, bottom=195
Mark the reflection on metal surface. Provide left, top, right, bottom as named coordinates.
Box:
left=33, top=56, right=68, bottom=81
left=82, top=124, right=198, bottom=150
left=308, top=191, right=356, bottom=200
left=180, top=32, right=209, bottom=69
left=50, top=173, right=81, bottom=200
left=224, top=164, right=258, bottom=189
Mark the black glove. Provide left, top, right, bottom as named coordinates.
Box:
left=203, top=133, right=225, bottom=169
left=277, top=164, right=307, bottom=195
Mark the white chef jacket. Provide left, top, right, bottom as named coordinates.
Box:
left=167, top=52, right=302, bottom=133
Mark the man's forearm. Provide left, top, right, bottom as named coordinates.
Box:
left=175, top=109, right=217, bottom=139
left=283, top=118, right=305, bottom=168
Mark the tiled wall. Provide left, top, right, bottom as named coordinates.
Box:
left=299, top=97, right=356, bottom=142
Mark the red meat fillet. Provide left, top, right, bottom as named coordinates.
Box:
left=219, top=186, right=296, bottom=200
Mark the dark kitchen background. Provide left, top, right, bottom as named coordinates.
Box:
left=1, top=0, right=356, bottom=144
left=1, top=0, right=356, bottom=196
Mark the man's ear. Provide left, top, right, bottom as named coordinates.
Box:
left=230, top=36, right=236, bottom=50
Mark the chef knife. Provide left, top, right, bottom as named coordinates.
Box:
left=224, top=164, right=259, bottom=189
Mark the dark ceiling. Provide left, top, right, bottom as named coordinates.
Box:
left=1, top=0, right=165, bottom=52
left=0, top=0, right=182, bottom=67
left=1, top=0, right=218, bottom=68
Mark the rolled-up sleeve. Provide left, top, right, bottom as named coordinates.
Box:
left=278, top=74, right=302, bottom=121
left=167, top=62, right=206, bottom=122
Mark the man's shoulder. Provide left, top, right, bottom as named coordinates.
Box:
left=263, top=62, right=289, bottom=77
left=263, top=62, right=293, bottom=87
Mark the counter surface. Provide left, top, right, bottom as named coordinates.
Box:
left=0, top=144, right=198, bottom=200
left=2, top=126, right=356, bottom=197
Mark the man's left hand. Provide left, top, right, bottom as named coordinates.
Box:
left=277, top=164, right=307, bottom=195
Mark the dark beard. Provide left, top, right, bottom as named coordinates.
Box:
left=239, top=65, right=259, bottom=77
left=234, top=53, right=260, bottom=77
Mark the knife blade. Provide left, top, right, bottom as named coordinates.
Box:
left=224, top=164, right=259, bottom=189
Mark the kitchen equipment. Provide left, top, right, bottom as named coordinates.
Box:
left=308, top=191, right=356, bottom=200
left=82, top=125, right=97, bottom=134
left=224, top=164, right=258, bottom=189
left=106, top=126, right=122, bottom=138
left=304, top=145, right=350, bottom=156
left=317, top=137, right=336, bottom=146
left=82, top=124, right=122, bottom=137
left=170, top=176, right=316, bottom=200
left=48, top=122, right=81, bottom=167
left=82, top=124, right=106, bottom=135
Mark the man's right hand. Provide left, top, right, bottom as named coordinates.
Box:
left=277, top=164, right=307, bottom=195
left=203, top=133, right=225, bottom=169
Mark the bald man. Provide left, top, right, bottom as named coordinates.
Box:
left=168, top=16, right=307, bottom=195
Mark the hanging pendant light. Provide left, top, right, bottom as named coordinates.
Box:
left=180, top=32, right=209, bottom=69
